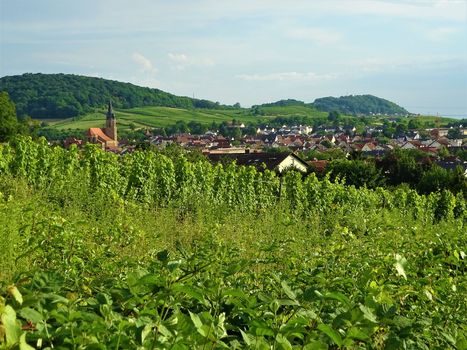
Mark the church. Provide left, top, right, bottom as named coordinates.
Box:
left=87, top=100, right=118, bottom=148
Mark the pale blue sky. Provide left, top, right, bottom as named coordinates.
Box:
left=1, top=0, right=466, bottom=116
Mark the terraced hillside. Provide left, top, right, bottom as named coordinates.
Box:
left=46, top=105, right=328, bottom=131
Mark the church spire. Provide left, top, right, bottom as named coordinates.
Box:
left=105, top=99, right=117, bottom=143
left=106, top=100, right=115, bottom=119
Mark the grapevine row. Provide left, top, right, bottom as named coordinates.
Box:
left=0, top=137, right=464, bottom=222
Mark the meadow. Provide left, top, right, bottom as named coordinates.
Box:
left=46, top=107, right=259, bottom=131
left=45, top=105, right=330, bottom=132
left=0, top=137, right=466, bottom=349
left=43, top=103, right=458, bottom=135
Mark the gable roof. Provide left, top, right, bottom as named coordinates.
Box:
left=435, top=160, right=467, bottom=172
left=206, top=152, right=308, bottom=173
left=87, top=128, right=112, bottom=142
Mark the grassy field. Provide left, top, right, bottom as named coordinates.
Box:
left=259, top=105, right=329, bottom=118
left=47, top=107, right=259, bottom=131
left=44, top=105, right=330, bottom=131
left=43, top=104, right=460, bottom=133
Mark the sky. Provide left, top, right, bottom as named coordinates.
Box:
left=1, top=0, right=466, bottom=117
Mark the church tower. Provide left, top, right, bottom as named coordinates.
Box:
left=105, top=100, right=117, bottom=142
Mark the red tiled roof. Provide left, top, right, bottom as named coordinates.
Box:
left=87, top=128, right=112, bottom=142
left=308, top=160, right=329, bottom=172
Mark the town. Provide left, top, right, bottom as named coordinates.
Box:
left=62, top=101, right=467, bottom=176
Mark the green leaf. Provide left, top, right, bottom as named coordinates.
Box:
left=254, top=326, right=275, bottom=337
left=7, top=286, right=23, bottom=305
left=456, top=332, right=467, bottom=350
left=19, top=333, right=35, bottom=350
left=394, top=254, right=407, bottom=280
left=303, top=340, right=328, bottom=349
left=240, top=330, right=252, bottom=346
left=221, top=288, right=247, bottom=299
left=281, top=280, right=296, bottom=300
left=18, top=308, right=43, bottom=324
left=275, top=333, right=292, bottom=350
left=317, top=323, right=343, bottom=346
left=167, top=260, right=182, bottom=271
left=324, top=292, right=350, bottom=306
left=1, top=305, right=21, bottom=346
left=140, top=324, right=152, bottom=344
left=347, top=326, right=370, bottom=341
left=359, top=304, right=377, bottom=323
left=189, top=311, right=206, bottom=336
left=172, top=284, right=206, bottom=304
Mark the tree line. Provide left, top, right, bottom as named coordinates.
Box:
left=254, top=95, right=410, bottom=116
left=0, top=73, right=232, bottom=119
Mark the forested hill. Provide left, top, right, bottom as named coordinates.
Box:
left=256, top=95, right=410, bottom=116
left=0, top=73, right=229, bottom=119
left=256, top=99, right=306, bottom=107
left=311, top=95, right=409, bottom=115
left=0, top=73, right=410, bottom=119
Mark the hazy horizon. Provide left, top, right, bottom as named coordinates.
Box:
left=1, top=0, right=466, bottom=118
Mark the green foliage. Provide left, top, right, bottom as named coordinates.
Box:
left=0, top=137, right=466, bottom=348
left=327, top=110, right=341, bottom=122
left=313, top=94, right=409, bottom=116
left=255, top=99, right=306, bottom=107
left=0, top=73, right=236, bottom=119
left=326, top=159, right=385, bottom=188
left=0, top=92, right=19, bottom=141
left=47, top=106, right=258, bottom=132
left=448, top=128, right=463, bottom=139
left=378, top=149, right=428, bottom=187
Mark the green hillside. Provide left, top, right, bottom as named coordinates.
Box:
left=312, top=94, right=409, bottom=116
left=258, top=105, right=328, bottom=118
left=46, top=103, right=333, bottom=131
left=0, top=73, right=232, bottom=119
left=256, top=96, right=409, bottom=117
left=47, top=106, right=259, bottom=131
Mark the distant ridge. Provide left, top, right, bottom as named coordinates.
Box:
left=0, top=73, right=230, bottom=119
left=0, top=73, right=409, bottom=119
left=311, top=95, right=409, bottom=116
left=257, top=95, right=409, bottom=116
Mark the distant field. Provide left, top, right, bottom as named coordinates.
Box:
left=259, top=105, right=328, bottom=118
left=48, top=107, right=257, bottom=131
left=44, top=105, right=460, bottom=132
left=46, top=105, right=328, bottom=131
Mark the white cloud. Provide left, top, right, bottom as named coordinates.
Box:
left=288, top=28, right=342, bottom=45
left=312, top=0, right=467, bottom=22
left=168, top=53, right=189, bottom=64
left=236, top=71, right=339, bottom=81
left=132, top=52, right=157, bottom=73
left=425, top=27, right=460, bottom=41
left=351, top=54, right=466, bottom=72
left=168, top=52, right=214, bottom=70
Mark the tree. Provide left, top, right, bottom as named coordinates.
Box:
left=408, top=118, right=422, bottom=130
left=327, top=110, right=341, bottom=122
left=0, top=92, right=19, bottom=141
left=326, top=159, right=384, bottom=188
left=447, top=128, right=462, bottom=139
left=438, top=146, right=450, bottom=159
left=231, top=127, right=242, bottom=140
left=378, top=149, right=428, bottom=187
left=395, top=122, right=408, bottom=136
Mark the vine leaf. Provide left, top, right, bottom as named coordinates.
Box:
left=394, top=254, right=407, bottom=280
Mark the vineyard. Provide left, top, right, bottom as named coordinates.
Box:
left=0, top=137, right=466, bottom=349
